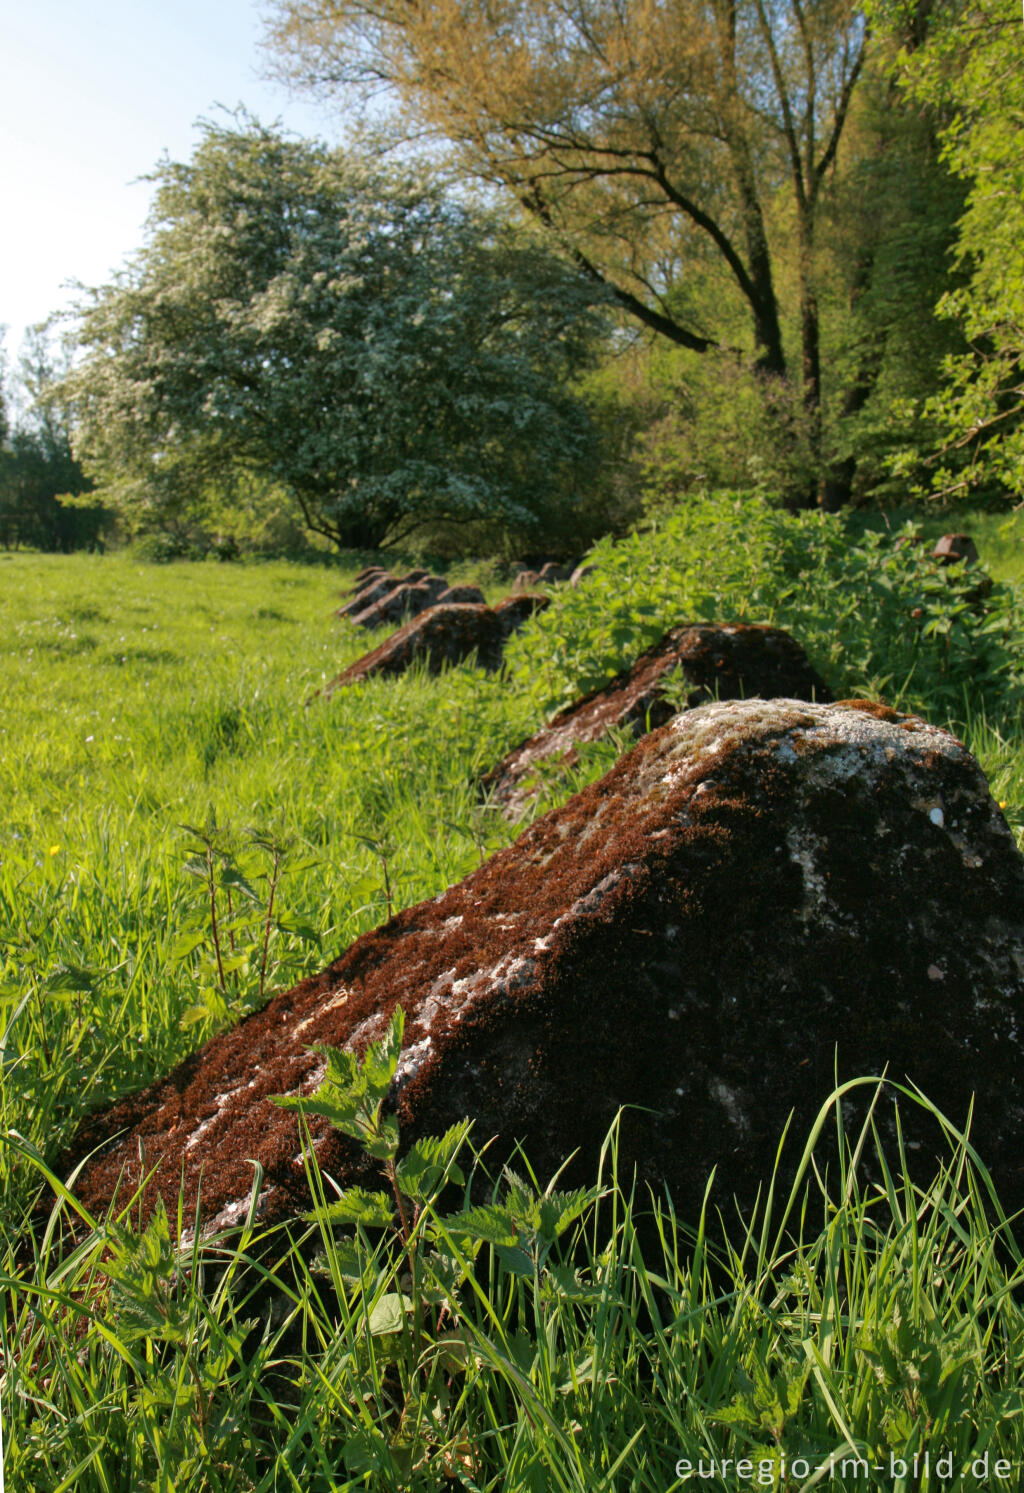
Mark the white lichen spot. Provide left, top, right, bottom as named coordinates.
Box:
left=394, top=1036, right=432, bottom=1086
left=427, top=967, right=458, bottom=1000
left=185, top=1116, right=217, bottom=1152
left=184, top=1086, right=243, bottom=1151
left=569, top=865, right=638, bottom=918
left=184, top=1188, right=265, bottom=1246
left=711, top=1079, right=749, bottom=1132
left=786, top=828, right=828, bottom=918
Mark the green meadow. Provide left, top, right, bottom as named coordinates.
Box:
left=0, top=551, right=537, bottom=1166
left=4, top=500, right=1024, bottom=1490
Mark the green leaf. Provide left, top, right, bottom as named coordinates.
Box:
left=216, top=915, right=260, bottom=938
left=272, top=1045, right=367, bottom=1136
left=363, top=1113, right=399, bottom=1161
left=308, top=1187, right=394, bottom=1229
left=168, top=929, right=206, bottom=962
left=274, top=912, right=320, bottom=943
left=361, top=1007, right=404, bottom=1096
left=542, top=1262, right=603, bottom=1303
left=426, top=1241, right=478, bottom=1293
left=556, top=1353, right=618, bottom=1393
left=218, top=953, right=250, bottom=977
left=394, top=1120, right=470, bottom=1201
left=180, top=1004, right=212, bottom=1029
left=496, top=1243, right=536, bottom=1277
left=104, top=1200, right=190, bottom=1345
left=536, top=1186, right=595, bottom=1243
left=367, top=1291, right=413, bottom=1336
left=323, top=1238, right=374, bottom=1283
left=444, top=1203, right=519, bottom=1247
left=343, top=1429, right=388, bottom=1476
left=431, top=1330, right=477, bottom=1371
left=42, top=965, right=100, bottom=995
left=216, top=864, right=260, bottom=901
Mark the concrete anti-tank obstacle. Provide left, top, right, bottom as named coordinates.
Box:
left=64, top=699, right=1024, bottom=1239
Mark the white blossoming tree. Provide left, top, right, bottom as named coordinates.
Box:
left=63, top=119, right=608, bottom=549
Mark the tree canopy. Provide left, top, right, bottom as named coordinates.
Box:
left=889, top=0, right=1024, bottom=502
left=264, top=0, right=867, bottom=497
left=63, top=120, right=608, bottom=550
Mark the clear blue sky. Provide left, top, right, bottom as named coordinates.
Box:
left=0, top=0, right=345, bottom=369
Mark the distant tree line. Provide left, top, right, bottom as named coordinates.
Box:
left=0, top=328, right=109, bottom=552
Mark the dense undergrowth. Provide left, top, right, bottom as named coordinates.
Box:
left=505, top=499, right=1024, bottom=721
left=3, top=493, right=1024, bottom=1489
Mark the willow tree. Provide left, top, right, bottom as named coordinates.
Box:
left=265, top=0, right=866, bottom=501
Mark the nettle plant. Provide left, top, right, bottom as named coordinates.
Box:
left=273, top=1006, right=596, bottom=1483
left=506, top=493, right=1024, bottom=723
left=171, top=812, right=322, bottom=1032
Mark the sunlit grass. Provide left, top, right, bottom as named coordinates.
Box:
left=847, top=506, right=1024, bottom=587
left=4, top=1085, right=1024, bottom=1490
left=3, top=532, right=1024, bottom=1489
left=0, top=554, right=538, bottom=1210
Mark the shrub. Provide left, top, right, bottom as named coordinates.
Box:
left=505, top=492, right=1024, bottom=722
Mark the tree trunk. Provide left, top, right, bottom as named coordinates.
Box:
left=725, top=124, right=787, bottom=379
left=782, top=205, right=823, bottom=511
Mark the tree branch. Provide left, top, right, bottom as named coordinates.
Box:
left=646, top=151, right=763, bottom=314
left=751, top=0, right=807, bottom=209
left=521, top=185, right=717, bottom=352
left=815, top=32, right=865, bottom=186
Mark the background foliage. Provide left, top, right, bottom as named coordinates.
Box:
left=888, top=0, right=1024, bottom=502
left=0, top=326, right=107, bottom=551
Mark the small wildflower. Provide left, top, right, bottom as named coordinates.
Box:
left=48, top=845, right=60, bottom=856
left=999, top=800, right=1008, bottom=809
